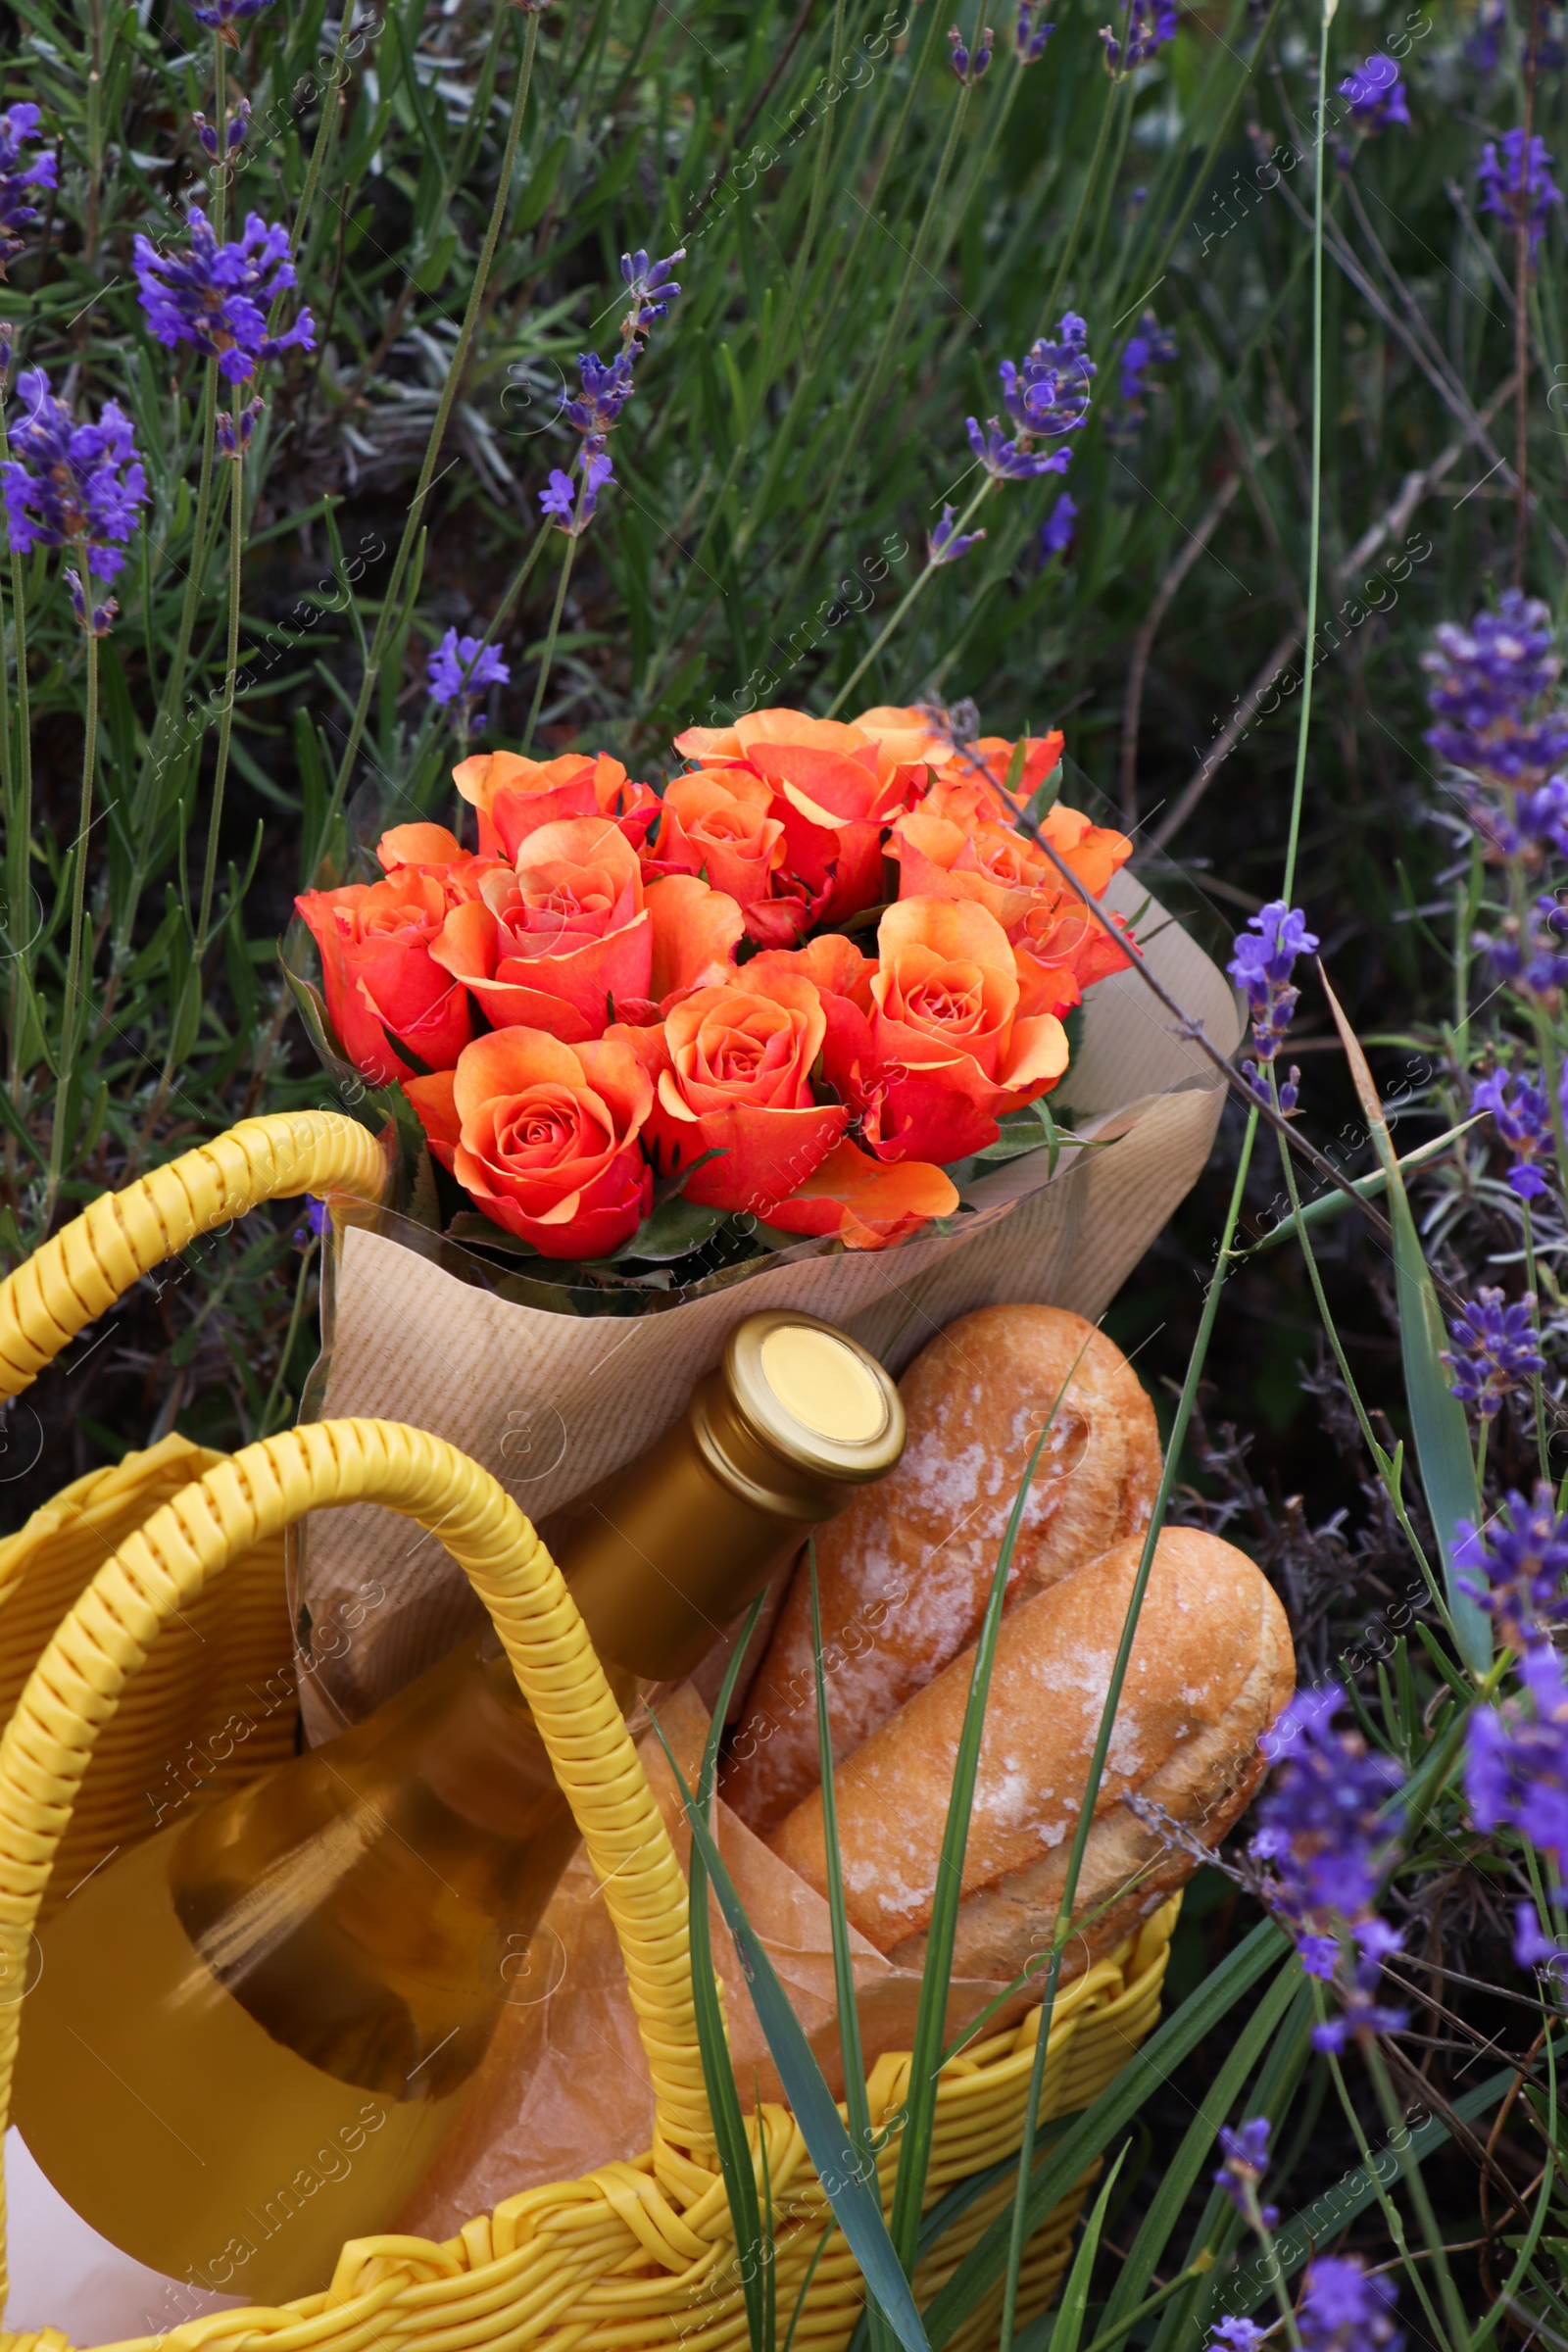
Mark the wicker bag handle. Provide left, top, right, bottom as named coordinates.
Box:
left=0, top=1110, right=386, bottom=1402
left=0, top=1417, right=710, bottom=2306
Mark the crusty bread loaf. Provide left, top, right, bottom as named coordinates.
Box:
left=720, top=1305, right=1160, bottom=1835
left=766, top=1527, right=1295, bottom=1984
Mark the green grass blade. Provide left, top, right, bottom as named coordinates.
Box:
left=1212, top=2036, right=1566, bottom=2324
left=648, top=1720, right=931, bottom=2352
left=807, top=1544, right=887, bottom=2352
left=891, top=1377, right=1088, bottom=2278
left=920, top=1923, right=1289, bottom=2350
left=1096, top=1960, right=1305, bottom=2335
left=682, top=1601, right=771, bottom=2352
left=1321, top=973, right=1490, bottom=1673
left=1030, top=2147, right=1128, bottom=2352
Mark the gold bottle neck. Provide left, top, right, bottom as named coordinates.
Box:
left=534, top=1312, right=906, bottom=1689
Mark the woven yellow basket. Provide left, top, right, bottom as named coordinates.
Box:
left=0, top=1114, right=1176, bottom=2352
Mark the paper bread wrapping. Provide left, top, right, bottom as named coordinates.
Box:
left=294, top=872, right=1242, bottom=1737
left=396, top=1684, right=1152, bottom=2242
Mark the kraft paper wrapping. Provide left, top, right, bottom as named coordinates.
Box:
left=295, top=871, right=1242, bottom=1738
left=398, top=1683, right=1068, bottom=2242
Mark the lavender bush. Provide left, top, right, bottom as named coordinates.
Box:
left=2, top=0, right=1568, bottom=2341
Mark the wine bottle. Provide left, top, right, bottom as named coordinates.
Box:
left=12, top=1311, right=904, bottom=2310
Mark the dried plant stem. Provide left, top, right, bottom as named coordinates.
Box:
left=327, top=7, right=541, bottom=816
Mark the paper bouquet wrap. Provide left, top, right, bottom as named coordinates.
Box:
left=281, top=703, right=1241, bottom=1737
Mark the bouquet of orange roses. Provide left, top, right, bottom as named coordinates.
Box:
left=291, top=704, right=1134, bottom=1270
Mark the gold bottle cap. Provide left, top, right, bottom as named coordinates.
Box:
left=714, top=1310, right=905, bottom=1503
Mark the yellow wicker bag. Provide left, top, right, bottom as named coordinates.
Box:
left=0, top=1114, right=1176, bottom=2352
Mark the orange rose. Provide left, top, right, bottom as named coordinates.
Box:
left=644, top=769, right=787, bottom=930
left=375, top=822, right=507, bottom=907
left=1013, top=892, right=1134, bottom=1016
left=869, top=896, right=1068, bottom=1162
left=453, top=748, right=659, bottom=861
left=747, top=933, right=883, bottom=1131
left=851, top=704, right=955, bottom=777
left=404, top=1028, right=653, bottom=1258
left=890, top=808, right=1054, bottom=935
left=431, top=817, right=651, bottom=1043
left=671, top=708, right=906, bottom=932
left=890, top=801, right=1134, bottom=1018
left=931, top=729, right=1065, bottom=807
left=296, top=869, right=472, bottom=1084
left=646, top=969, right=848, bottom=1213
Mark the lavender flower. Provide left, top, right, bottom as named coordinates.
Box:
left=1298, top=2257, right=1402, bottom=2352
left=1480, top=889, right=1568, bottom=1003
left=195, top=97, right=251, bottom=159
left=1207, top=2328, right=1265, bottom=2352
left=133, top=207, right=315, bottom=382
left=1015, top=3, right=1054, bottom=61
left=1468, top=1644, right=1568, bottom=1895
left=1, top=368, right=147, bottom=633
left=1100, top=0, right=1178, bottom=72
left=1472, top=1064, right=1557, bottom=1198
left=426, top=628, right=511, bottom=733
left=1467, top=772, right=1568, bottom=863
left=1227, top=900, right=1318, bottom=1110
left=620, top=245, right=684, bottom=348
left=539, top=447, right=614, bottom=535
left=217, top=395, right=264, bottom=461
left=1311, top=1916, right=1413, bottom=2053
left=1338, top=54, right=1410, bottom=131
left=1040, top=491, right=1077, bottom=560
left=1456, top=1481, right=1568, bottom=1647
left=189, top=0, right=276, bottom=38
left=294, top=1195, right=330, bottom=1246
left=0, top=104, right=56, bottom=279
left=949, top=22, right=994, bottom=77
left=1213, top=2118, right=1278, bottom=2230
left=1001, top=315, right=1095, bottom=435
left=1423, top=592, right=1568, bottom=782
left=564, top=349, right=636, bottom=446
left=967, top=318, right=1095, bottom=482
left=1251, top=1686, right=1406, bottom=2045
left=929, top=503, right=986, bottom=565
left=1118, top=310, right=1177, bottom=428
left=1443, top=1289, right=1545, bottom=1418
left=1513, top=1899, right=1568, bottom=1983
left=1479, top=129, right=1564, bottom=263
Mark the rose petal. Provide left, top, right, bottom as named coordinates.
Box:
left=764, top=1138, right=958, bottom=1250
left=644, top=874, right=746, bottom=1004
left=378, top=821, right=466, bottom=870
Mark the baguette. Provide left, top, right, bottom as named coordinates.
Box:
left=721, top=1305, right=1159, bottom=1835
left=766, top=1527, right=1294, bottom=1982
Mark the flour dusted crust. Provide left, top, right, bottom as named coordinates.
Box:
left=720, top=1305, right=1161, bottom=1835
left=765, top=1528, right=1295, bottom=1982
